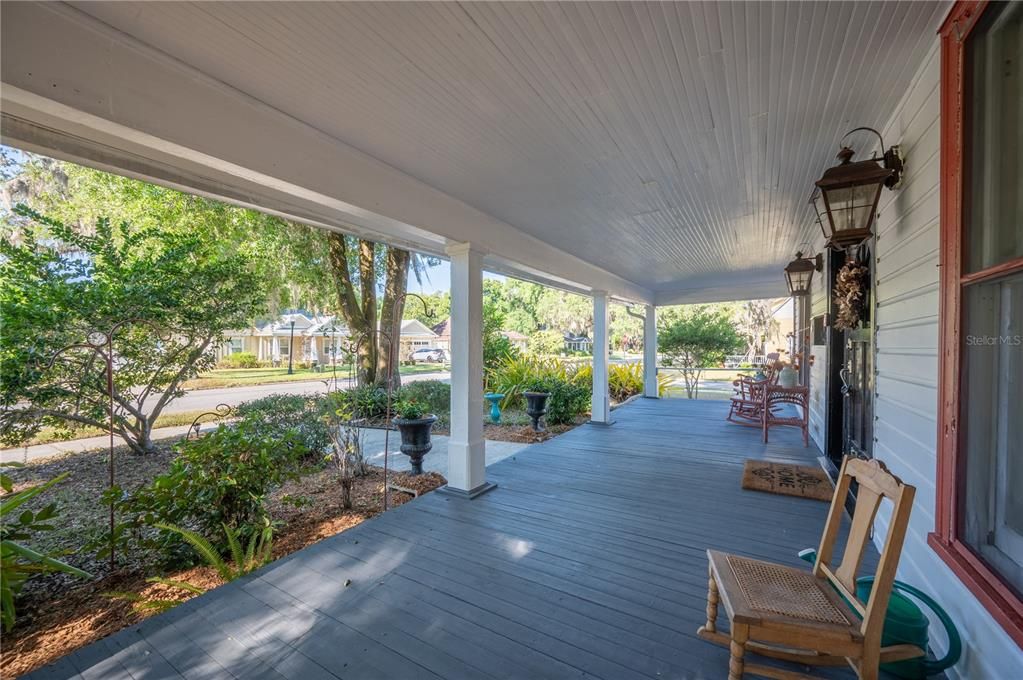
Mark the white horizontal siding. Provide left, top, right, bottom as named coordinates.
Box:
left=871, top=40, right=1023, bottom=679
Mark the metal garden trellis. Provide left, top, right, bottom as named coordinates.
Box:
left=42, top=319, right=172, bottom=571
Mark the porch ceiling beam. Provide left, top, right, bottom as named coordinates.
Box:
left=0, top=2, right=653, bottom=305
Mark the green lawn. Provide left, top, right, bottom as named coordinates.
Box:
left=25, top=409, right=231, bottom=446
left=183, top=363, right=447, bottom=390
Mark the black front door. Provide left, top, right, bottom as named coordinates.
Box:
left=825, top=244, right=875, bottom=471
left=841, top=323, right=874, bottom=460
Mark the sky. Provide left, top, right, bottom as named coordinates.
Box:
left=408, top=259, right=505, bottom=295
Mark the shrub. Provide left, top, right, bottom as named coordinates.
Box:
left=608, top=362, right=644, bottom=401
left=525, top=375, right=590, bottom=425
left=236, top=393, right=330, bottom=459
left=1, top=466, right=91, bottom=631
left=488, top=354, right=574, bottom=410
left=393, top=400, right=427, bottom=420
left=218, top=352, right=261, bottom=369
left=396, top=380, right=450, bottom=416
left=326, top=384, right=390, bottom=420
left=114, top=421, right=302, bottom=560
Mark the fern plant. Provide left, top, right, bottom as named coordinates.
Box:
left=105, top=522, right=273, bottom=615
left=156, top=522, right=273, bottom=581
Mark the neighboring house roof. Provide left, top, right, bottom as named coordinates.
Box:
left=256, top=312, right=316, bottom=336
left=432, top=318, right=451, bottom=339
left=564, top=333, right=591, bottom=342
left=241, top=314, right=440, bottom=340
left=400, top=318, right=439, bottom=338
left=307, top=317, right=349, bottom=336
left=501, top=330, right=528, bottom=341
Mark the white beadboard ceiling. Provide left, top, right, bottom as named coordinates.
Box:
left=69, top=1, right=948, bottom=298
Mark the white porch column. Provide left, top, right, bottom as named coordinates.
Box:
left=591, top=291, right=612, bottom=424
left=443, top=243, right=495, bottom=498
left=643, top=304, right=659, bottom=398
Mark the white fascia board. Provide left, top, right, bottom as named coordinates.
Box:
left=0, top=2, right=652, bottom=305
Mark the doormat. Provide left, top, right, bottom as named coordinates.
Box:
left=741, top=460, right=834, bottom=502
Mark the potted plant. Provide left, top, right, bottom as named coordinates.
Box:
left=522, top=380, right=552, bottom=432
left=778, top=361, right=799, bottom=387
left=391, top=399, right=437, bottom=475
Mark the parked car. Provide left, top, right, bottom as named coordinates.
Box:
left=410, top=348, right=448, bottom=363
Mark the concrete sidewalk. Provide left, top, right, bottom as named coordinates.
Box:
left=1, top=424, right=532, bottom=471
left=360, top=428, right=528, bottom=477
left=0, top=424, right=201, bottom=463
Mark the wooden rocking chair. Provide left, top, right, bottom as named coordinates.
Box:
left=727, top=372, right=778, bottom=425
left=698, top=456, right=917, bottom=679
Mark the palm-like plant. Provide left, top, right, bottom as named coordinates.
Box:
left=106, top=522, right=272, bottom=614
left=1, top=467, right=91, bottom=631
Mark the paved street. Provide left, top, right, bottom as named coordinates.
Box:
left=156, top=371, right=450, bottom=414
left=0, top=372, right=450, bottom=463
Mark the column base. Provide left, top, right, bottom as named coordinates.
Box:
left=437, top=481, right=498, bottom=500
left=588, top=418, right=616, bottom=426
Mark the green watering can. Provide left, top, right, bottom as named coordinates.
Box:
left=798, top=549, right=961, bottom=678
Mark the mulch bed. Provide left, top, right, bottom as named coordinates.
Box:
left=2, top=450, right=445, bottom=679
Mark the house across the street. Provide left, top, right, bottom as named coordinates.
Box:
left=217, top=313, right=438, bottom=366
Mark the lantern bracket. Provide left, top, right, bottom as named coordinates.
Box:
left=793, top=251, right=824, bottom=272
left=839, top=126, right=904, bottom=189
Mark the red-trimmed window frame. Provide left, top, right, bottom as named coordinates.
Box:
left=930, top=0, right=1023, bottom=647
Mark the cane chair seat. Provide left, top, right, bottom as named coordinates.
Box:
left=708, top=551, right=861, bottom=637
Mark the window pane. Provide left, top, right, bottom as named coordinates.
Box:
left=966, top=1, right=1023, bottom=273
left=962, top=271, right=1023, bottom=596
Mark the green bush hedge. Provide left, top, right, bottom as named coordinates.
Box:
left=324, top=384, right=390, bottom=420
left=217, top=351, right=262, bottom=369
left=396, top=380, right=450, bottom=416
left=525, top=375, right=590, bottom=425
left=113, top=421, right=304, bottom=562
left=235, top=393, right=330, bottom=459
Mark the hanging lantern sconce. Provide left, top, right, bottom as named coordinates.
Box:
left=814, top=127, right=904, bottom=250
left=784, top=251, right=823, bottom=297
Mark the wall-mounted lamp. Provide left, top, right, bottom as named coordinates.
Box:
left=784, top=251, right=823, bottom=296
left=814, top=127, right=903, bottom=250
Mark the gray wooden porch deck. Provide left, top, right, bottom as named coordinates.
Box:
left=27, top=398, right=873, bottom=680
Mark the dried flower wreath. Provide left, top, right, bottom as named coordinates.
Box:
left=834, top=257, right=870, bottom=330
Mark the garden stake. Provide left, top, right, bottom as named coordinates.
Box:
left=44, top=320, right=172, bottom=572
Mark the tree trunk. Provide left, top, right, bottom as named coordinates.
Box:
left=326, top=233, right=376, bottom=384
left=357, top=240, right=378, bottom=384
left=377, top=248, right=410, bottom=389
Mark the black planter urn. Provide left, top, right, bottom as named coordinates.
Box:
left=523, top=391, right=552, bottom=432
left=392, top=415, right=437, bottom=475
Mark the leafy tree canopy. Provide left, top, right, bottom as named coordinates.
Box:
left=658, top=306, right=742, bottom=398
left=0, top=206, right=267, bottom=453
